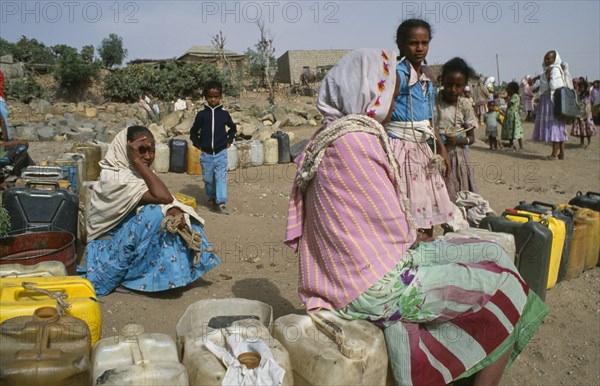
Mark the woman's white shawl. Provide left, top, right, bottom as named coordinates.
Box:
left=87, top=129, right=203, bottom=241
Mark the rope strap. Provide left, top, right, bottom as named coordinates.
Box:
left=161, top=215, right=208, bottom=265
left=22, top=282, right=72, bottom=317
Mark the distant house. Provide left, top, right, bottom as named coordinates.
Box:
left=178, top=45, right=247, bottom=76
left=276, top=49, right=352, bottom=84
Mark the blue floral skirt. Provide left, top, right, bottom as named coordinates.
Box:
left=85, top=204, right=219, bottom=296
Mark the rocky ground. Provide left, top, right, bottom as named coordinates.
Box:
left=24, top=90, right=600, bottom=386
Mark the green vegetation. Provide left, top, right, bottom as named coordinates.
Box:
left=103, top=60, right=237, bottom=102
left=5, top=76, right=46, bottom=103
left=98, top=34, right=128, bottom=68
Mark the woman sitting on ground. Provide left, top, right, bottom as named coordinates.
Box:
left=285, top=48, right=548, bottom=386
left=85, top=126, right=219, bottom=296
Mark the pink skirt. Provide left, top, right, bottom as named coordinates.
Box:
left=389, top=138, right=455, bottom=228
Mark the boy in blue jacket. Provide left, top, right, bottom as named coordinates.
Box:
left=190, top=80, right=237, bottom=214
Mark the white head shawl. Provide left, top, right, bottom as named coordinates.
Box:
left=538, top=50, right=567, bottom=97
left=317, top=48, right=398, bottom=125
left=87, top=128, right=203, bottom=241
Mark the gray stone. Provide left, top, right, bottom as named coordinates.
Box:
left=148, top=123, right=168, bottom=142
left=272, top=106, right=289, bottom=125
left=14, top=126, right=39, bottom=141
left=162, top=111, right=184, bottom=132
left=95, top=131, right=117, bottom=144
left=30, top=99, right=52, bottom=114
left=65, top=131, right=96, bottom=142
left=63, top=113, right=75, bottom=122
left=37, top=125, right=58, bottom=141
left=260, top=113, right=275, bottom=123
left=287, top=114, right=304, bottom=126
left=172, top=116, right=195, bottom=135
left=308, top=119, right=319, bottom=126
left=305, top=107, right=322, bottom=121
left=252, top=126, right=274, bottom=142
left=240, top=122, right=257, bottom=137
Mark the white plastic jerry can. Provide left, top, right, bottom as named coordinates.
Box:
left=152, top=142, right=170, bottom=173
left=273, top=311, right=390, bottom=386
left=438, top=228, right=516, bottom=262
left=263, top=138, right=279, bottom=165
left=0, top=261, right=68, bottom=278
left=227, top=144, right=238, bottom=171
left=250, top=140, right=264, bottom=167
left=175, top=298, right=291, bottom=386
left=92, top=324, right=188, bottom=386
left=177, top=318, right=293, bottom=386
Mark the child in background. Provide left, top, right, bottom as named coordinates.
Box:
left=190, top=80, right=237, bottom=214
left=502, top=82, right=524, bottom=152
left=434, top=57, right=480, bottom=202
left=571, top=79, right=597, bottom=148
left=484, top=101, right=501, bottom=150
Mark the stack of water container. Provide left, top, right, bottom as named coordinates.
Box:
left=476, top=194, right=600, bottom=300
left=152, top=131, right=293, bottom=175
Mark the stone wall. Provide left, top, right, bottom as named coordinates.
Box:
left=276, top=50, right=352, bottom=84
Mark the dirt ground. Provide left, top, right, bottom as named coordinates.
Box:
left=28, top=92, right=600, bottom=386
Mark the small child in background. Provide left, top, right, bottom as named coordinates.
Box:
left=484, top=101, right=501, bottom=150
left=190, top=80, right=237, bottom=214
left=502, top=81, right=524, bottom=152
left=571, top=79, right=597, bottom=148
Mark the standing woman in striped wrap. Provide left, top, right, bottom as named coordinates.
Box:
left=284, top=48, right=548, bottom=386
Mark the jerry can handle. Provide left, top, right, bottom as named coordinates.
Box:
left=501, top=211, right=533, bottom=222
left=586, top=192, right=600, bottom=198
left=531, top=201, right=557, bottom=210
left=25, top=180, right=59, bottom=190
left=310, top=312, right=365, bottom=359
left=21, top=282, right=72, bottom=316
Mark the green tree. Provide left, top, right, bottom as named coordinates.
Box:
left=53, top=46, right=101, bottom=101
left=12, top=36, right=54, bottom=64
left=81, top=45, right=95, bottom=63
left=0, top=38, right=15, bottom=57
left=98, top=33, right=128, bottom=68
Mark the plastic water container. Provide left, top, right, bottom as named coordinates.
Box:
left=249, top=140, right=264, bottom=167
left=236, top=141, right=252, bottom=169
left=227, top=144, right=238, bottom=171
left=0, top=306, right=91, bottom=386
left=0, top=276, right=102, bottom=345
left=273, top=311, right=390, bottom=386
left=54, top=153, right=87, bottom=194
left=169, top=139, right=188, bottom=173
left=176, top=298, right=292, bottom=386
left=187, top=142, right=202, bottom=175
left=564, top=221, right=588, bottom=280
left=152, top=142, right=170, bottom=173
left=263, top=138, right=278, bottom=165
left=92, top=324, right=188, bottom=386
left=0, top=261, right=67, bottom=278
left=438, top=228, right=516, bottom=262
left=575, top=208, right=600, bottom=269
left=71, top=144, right=102, bottom=181
left=271, top=131, right=291, bottom=163
left=78, top=180, right=96, bottom=244
left=174, top=192, right=198, bottom=212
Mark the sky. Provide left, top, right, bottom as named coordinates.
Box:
left=1, top=0, right=599, bottom=83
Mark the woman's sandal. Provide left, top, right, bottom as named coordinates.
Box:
left=544, top=155, right=558, bottom=160
left=558, top=153, right=565, bottom=160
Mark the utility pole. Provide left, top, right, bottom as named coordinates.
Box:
left=496, top=54, right=501, bottom=84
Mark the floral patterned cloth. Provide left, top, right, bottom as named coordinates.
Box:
left=85, top=204, right=219, bottom=296
left=503, top=94, right=524, bottom=140
left=334, top=239, right=548, bottom=386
